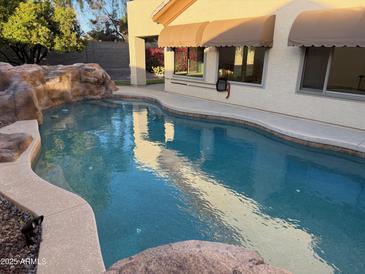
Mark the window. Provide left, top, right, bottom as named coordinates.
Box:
left=218, top=46, right=266, bottom=85
left=327, top=48, right=365, bottom=95
left=300, top=47, right=365, bottom=97
left=174, top=47, right=204, bottom=77
left=301, top=47, right=330, bottom=91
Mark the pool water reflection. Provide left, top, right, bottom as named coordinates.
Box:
left=33, top=100, right=365, bottom=273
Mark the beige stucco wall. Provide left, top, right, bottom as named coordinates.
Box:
left=128, top=0, right=365, bottom=130
left=127, top=0, right=164, bottom=38
left=127, top=0, right=164, bottom=85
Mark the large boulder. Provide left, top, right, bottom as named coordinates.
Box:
left=0, top=63, right=117, bottom=127
left=105, top=241, right=291, bottom=274
left=0, top=133, right=33, bottom=162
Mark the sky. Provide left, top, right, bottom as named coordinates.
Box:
left=75, top=5, right=94, bottom=33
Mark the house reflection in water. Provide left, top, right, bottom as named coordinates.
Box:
left=131, top=104, right=337, bottom=274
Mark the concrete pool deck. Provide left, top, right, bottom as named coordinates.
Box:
left=0, top=121, right=105, bottom=274
left=114, top=84, right=365, bottom=157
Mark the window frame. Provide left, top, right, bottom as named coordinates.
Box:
left=297, top=47, right=365, bottom=102
left=173, top=47, right=206, bottom=80
left=217, top=46, right=269, bottom=88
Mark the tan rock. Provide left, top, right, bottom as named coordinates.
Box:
left=105, top=240, right=291, bottom=274
left=0, top=133, right=33, bottom=162
left=0, top=62, right=117, bottom=127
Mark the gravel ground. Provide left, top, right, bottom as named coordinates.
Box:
left=0, top=195, right=42, bottom=274
left=0, top=121, right=10, bottom=128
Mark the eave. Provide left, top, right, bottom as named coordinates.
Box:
left=152, top=0, right=197, bottom=26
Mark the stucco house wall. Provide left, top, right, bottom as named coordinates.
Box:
left=128, top=0, right=365, bottom=130
left=127, top=0, right=163, bottom=85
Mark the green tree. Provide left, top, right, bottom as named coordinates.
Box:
left=88, top=0, right=130, bottom=41
left=88, top=21, right=120, bottom=41
left=0, top=0, right=85, bottom=65
left=0, top=0, right=23, bottom=22
left=0, top=0, right=23, bottom=62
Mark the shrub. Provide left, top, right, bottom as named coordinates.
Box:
left=152, top=66, right=165, bottom=78
left=146, top=47, right=164, bottom=72
left=0, top=0, right=84, bottom=65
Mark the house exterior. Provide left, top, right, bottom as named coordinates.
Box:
left=127, top=0, right=365, bottom=130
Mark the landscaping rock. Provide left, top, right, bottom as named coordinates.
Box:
left=105, top=240, right=291, bottom=274
left=0, top=133, right=33, bottom=162
left=0, top=63, right=117, bottom=127
left=0, top=194, right=42, bottom=274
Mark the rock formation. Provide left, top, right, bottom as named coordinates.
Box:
left=0, top=63, right=117, bottom=127
left=0, top=133, right=32, bottom=162
left=105, top=240, right=291, bottom=274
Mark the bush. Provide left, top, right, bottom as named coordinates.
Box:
left=146, top=47, right=164, bottom=72
left=0, top=1, right=84, bottom=65
left=152, top=66, right=165, bottom=78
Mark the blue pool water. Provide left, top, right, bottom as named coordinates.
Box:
left=33, top=100, right=365, bottom=273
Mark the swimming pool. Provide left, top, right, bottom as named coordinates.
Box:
left=33, top=100, right=365, bottom=273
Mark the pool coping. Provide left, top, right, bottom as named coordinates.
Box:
left=0, top=120, right=105, bottom=274
left=113, top=85, right=365, bottom=158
